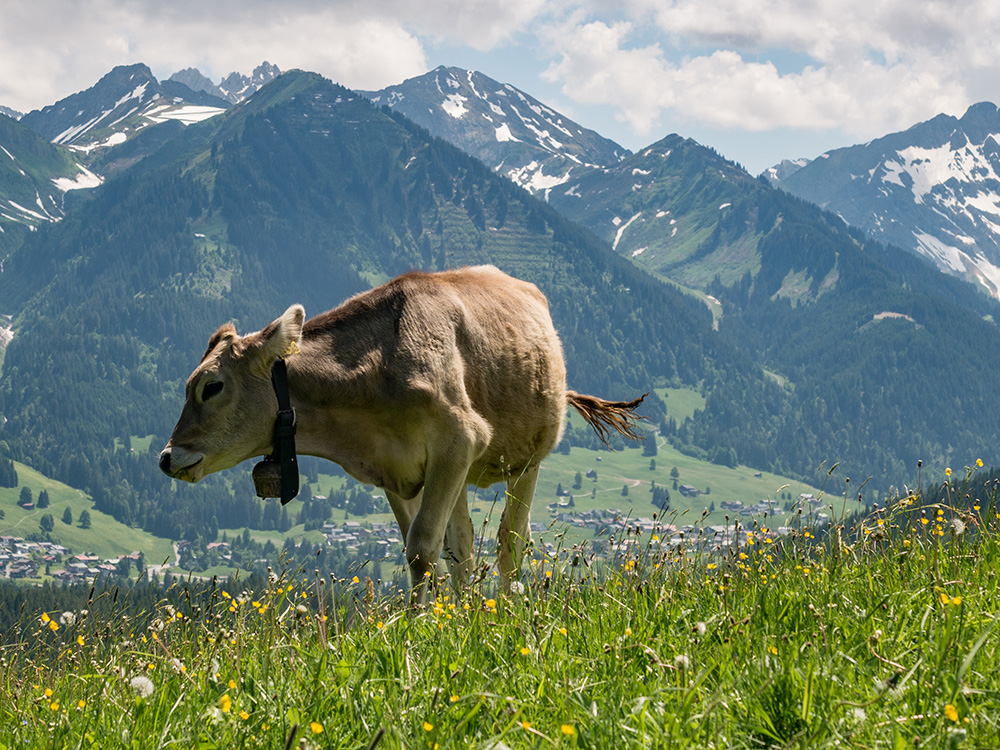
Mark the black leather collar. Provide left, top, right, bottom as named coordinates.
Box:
left=252, top=358, right=299, bottom=505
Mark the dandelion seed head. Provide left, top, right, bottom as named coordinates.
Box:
left=129, top=675, right=155, bottom=698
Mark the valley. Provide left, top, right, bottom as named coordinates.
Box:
left=0, top=62, right=993, bottom=587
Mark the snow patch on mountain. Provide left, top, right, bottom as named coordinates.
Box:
left=442, top=94, right=468, bottom=119
left=51, top=165, right=103, bottom=192
left=613, top=212, right=641, bottom=251
left=495, top=123, right=518, bottom=143
left=145, top=104, right=226, bottom=125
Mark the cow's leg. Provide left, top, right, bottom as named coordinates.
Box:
left=498, top=462, right=539, bottom=591
left=385, top=489, right=419, bottom=542
left=406, top=428, right=484, bottom=604
left=442, top=488, right=474, bottom=590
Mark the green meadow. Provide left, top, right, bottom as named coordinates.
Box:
left=1, top=465, right=996, bottom=749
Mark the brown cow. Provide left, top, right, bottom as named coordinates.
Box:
left=159, top=265, right=644, bottom=601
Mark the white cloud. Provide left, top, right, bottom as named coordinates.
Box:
left=540, top=2, right=991, bottom=141
left=0, top=1, right=431, bottom=113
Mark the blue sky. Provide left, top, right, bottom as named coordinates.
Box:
left=4, top=0, right=999, bottom=175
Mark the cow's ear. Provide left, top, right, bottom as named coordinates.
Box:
left=258, top=305, right=305, bottom=362
left=201, top=322, right=237, bottom=363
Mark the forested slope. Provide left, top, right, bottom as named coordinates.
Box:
left=0, top=72, right=748, bottom=536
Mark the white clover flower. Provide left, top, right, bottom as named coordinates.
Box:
left=673, top=654, right=692, bottom=670
left=129, top=675, right=155, bottom=698
left=696, top=621, right=707, bottom=636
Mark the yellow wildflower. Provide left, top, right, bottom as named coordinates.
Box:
left=945, top=704, right=959, bottom=722
left=310, top=722, right=324, bottom=734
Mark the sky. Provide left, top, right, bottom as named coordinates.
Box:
left=3, top=0, right=999, bottom=175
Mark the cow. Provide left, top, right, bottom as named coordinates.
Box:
left=159, top=265, right=644, bottom=601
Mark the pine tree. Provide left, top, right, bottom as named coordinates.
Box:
left=62, top=507, right=73, bottom=525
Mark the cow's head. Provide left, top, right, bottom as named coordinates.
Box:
left=159, top=305, right=305, bottom=483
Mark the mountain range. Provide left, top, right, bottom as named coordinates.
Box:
left=767, top=102, right=1000, bottom=299
left=362, top=66, right=628, bottom=195
left=3, top=62, right=1000, bottom=530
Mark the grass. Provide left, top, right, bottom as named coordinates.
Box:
left=2, top=465, right=997, bottom=749
left=0, top=461, right=175, bottom=567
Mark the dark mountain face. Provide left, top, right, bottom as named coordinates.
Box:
left=769, top=102, right=1000, bottom=299
left=362, top=66, right=629, bottom=196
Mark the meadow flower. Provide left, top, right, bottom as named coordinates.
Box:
left=129, top=675, right=155, bottom=698
left=945, top=704, right=959, bottom=722
left=310, top=721, right=324, bottom=734
left=423, top=721, right=434, bottom=731
left=219, top=694, right=232, bottom=713
left=59, top=611, right=77, bottom=626
left=510, top=580, right=526, bottom=595
left=673, top=654, right=691, bottom=669
left=560, top=724, right=577, bottom=737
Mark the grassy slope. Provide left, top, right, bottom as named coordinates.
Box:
left=2, top=468, right=995, bottom=749
left=0, top=461, right=174, bottom=565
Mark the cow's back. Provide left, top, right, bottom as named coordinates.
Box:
left=395, top=266, right=568, bottom=482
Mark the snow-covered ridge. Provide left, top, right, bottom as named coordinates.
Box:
left=773, top=102, right=1000, bottom=300
left=363, top=66, right=628, bottom=196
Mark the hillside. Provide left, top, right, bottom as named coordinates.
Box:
left=541, top=134, right=1000, bottom=483
left=770, top=102, right=1000, bottom=298
left=0, top=70, right=756, bottom=539
left=0, top=114, right=101, bottom=255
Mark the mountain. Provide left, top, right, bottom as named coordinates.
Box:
left=0, top=113, right=102, bottom=254
left=20, top=63, right=227, bottom=150
left=0, top=70, right=735, bottom=538
left=767, top=102, right=1000, bottom=298
left=547, top=136, right=763, bottom=289
left=0, top=106, right=22, bottom=120
left=533, top=130, right=1000, bottom=482
left=361, top=66, right=629, bottom=195
left=169, top=62, right=281, bottom=105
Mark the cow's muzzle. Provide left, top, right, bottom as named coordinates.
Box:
left=159, top=446, right=204, bottom=483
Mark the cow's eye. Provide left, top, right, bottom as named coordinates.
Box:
left=202, top=381, right=224, bottom=401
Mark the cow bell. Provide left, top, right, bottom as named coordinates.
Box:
left=252, top=458, right=283, bottom=499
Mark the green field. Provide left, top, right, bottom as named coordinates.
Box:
left=0, top=461, right=174, bottom=566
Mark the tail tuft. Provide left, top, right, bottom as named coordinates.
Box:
left=566, top=391, right=648, bottom=447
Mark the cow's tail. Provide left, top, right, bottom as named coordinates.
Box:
left=566, top=391, right=648, bottom=447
